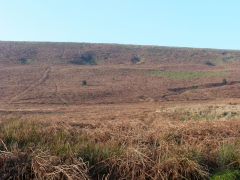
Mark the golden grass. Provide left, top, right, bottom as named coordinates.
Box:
left=1, top=105, right=240, bottom=180
left=157, top=104, right=240, bottom=121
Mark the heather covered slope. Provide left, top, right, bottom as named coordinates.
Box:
left=1, top=41, right=240, bottom=66
left=1, top=41, right=240, bottom=107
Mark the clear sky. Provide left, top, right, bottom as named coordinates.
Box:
left=0, top=0, right=240, bottom=50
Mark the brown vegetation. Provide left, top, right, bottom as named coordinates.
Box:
left=1, top=104, right=240, bottom=179
left=1, top=42, right=240, bottom=179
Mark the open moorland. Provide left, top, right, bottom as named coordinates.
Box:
left=1, top=41, right=240, bottom=179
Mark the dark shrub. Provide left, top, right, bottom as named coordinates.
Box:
left=19, top=58, right=27, bottom=64
left=70, top=52, right=97, bottom=65
left=222, top=78, right=227, bottom=85
left=82, top=80, right=87, bottom=86
left=205, top=61, right=215, bottom=66
left=221, top=51, right=227, bottom=55
left=131, top=56, right=141, bottom=64
left=193, top=85, right=200, bottom=89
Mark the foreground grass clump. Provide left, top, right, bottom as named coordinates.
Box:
left=1, top=115, right=240, bottom=179
left=0, top=118, right=122, bottom=179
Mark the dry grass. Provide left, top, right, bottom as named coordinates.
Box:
left=157, top=104, right=240, bottom=121
left=1, top=104, right=240, bottom=179
left=2, top=41, right=240, bottom=179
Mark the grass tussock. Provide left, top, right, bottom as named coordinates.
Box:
left=0, top=118, right=120, bottom=179
left=1, top=112, right=240, bottom=179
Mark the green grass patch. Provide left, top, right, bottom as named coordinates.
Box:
left=18, top=58, right=40, bottom=65
left=210, top=170, right=240, bottom=180
left=218, top=143, right=240, bottom=169
left=148, top=70, right=230, bottom=79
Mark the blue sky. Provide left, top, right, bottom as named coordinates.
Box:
left=0, top=0, right=240, bottom=49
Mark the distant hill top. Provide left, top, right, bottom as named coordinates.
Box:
left=1, top=41, right=240, bottom=66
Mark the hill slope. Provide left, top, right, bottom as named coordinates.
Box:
left=1, top=41, right=240, bottom=66
left=1, top=41, right=240, bottom=107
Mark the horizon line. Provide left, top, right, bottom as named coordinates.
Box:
left=0, top=40, right=240, bottom=51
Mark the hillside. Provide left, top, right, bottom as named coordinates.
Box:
left=1, top=41, right=240, bottom=66
left=2, top=41, right=240, bottom=179
left=1, top=41, right=240, bottom=107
